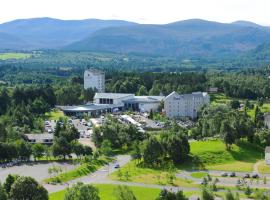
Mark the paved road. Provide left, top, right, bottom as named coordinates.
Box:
left=44, top=155, right=131, bottom=193
left=176, top=170, right=270, bottom=189
left=0, top=161, right=77, bottom=183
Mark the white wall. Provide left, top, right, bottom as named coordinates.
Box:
left=84, top=70, right=105, bottom=92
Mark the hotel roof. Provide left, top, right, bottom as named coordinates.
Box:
left=94, top=93, right=134, bottom=99
left=57, top=104, right=119, bottom=112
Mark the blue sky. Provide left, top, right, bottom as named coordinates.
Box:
left=0, top=0, right=269, bottom=25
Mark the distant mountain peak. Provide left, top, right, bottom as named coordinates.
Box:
left=231, top=20, right=262, bottom=28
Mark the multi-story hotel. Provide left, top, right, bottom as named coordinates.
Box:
left=84, top=69, right=105, bottom=92
left=164, top=91, right=210, bottom=119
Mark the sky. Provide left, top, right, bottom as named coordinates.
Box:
left=0, top=0, right=269, bottom=25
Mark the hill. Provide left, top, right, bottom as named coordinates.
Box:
left=66, top=19, right=270, bottom=58
left=0, top=17, right=136, bottom=49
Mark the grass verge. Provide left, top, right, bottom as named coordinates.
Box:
left=109, top=160, right=196, bottom=187
left=44, top=157, right=111, bottom=183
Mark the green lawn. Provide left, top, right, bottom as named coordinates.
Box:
left=210, top=93, right=231, bottom=105
left=44, top=158, right=110, bottom=183
left=0, top=52, right=31, bottom=60
left=45, top=110, right=65, bottom=121
left=190, top=172, right=208, bottom=179
left=181, top=140, right=263, bottom=172
left=49, top=184, right=199, bottom=200
left=258, top=161, right=270, bottom=174
left=109, top=160, right=196, bottom=188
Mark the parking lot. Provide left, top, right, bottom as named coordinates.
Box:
left=0, top=161, right=77, bottom=183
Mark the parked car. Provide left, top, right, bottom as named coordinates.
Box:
left=114, top=164, right=120, bottom=168
left=252, top=173, right=259, bottom=178
left=243, top=174, right=250, bottom=178
left=221, top=172, right=228, bottom=177
left=229, top=172, right=236, bottom=177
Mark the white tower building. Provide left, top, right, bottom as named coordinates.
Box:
left=84, top=69, right=105, bottom=92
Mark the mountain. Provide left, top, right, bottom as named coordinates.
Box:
left=66, top=19, right=270, bottom=58
left=0, top=17, right=136, bottom=49
left=0, top=32, right=28, bottom=50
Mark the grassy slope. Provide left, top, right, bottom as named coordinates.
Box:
left=49, top=184, right=200, bottom=200
left=44, top=158, right=110, bottom=183
left=183, top=140, right=263, bottom=172
left=0, top=53, right=31, bottom=60
left=109, top=160, right=196, bottom=187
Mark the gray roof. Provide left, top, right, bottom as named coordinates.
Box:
left=24, top=134, right=53, bottom=141
left=57, top=104, right=121, bottom=112
left=94, top=93, right=134, bottom=99
left=266, top=147, right=270, bottom=153
left=123, top=96, right=164, bottom=103
left=166, top=91, right=208, bottom=100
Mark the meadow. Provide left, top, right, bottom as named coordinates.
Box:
left=184, top=140, right=263, bottom=172
left=0, top=52, right=31, bottom=60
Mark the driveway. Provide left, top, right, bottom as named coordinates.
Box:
left=44, top=155, right=131, bottom=193
left=0, top=161, right=77, bottom=183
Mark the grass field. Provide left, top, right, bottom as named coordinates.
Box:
left=49, top=184, right=200, bottom=200
left=190, top=172, right=208, bottom=178
left=109, top=160, right=196, bottom=187
left=0, top=52, right=31, bottom=60
left=181, top=140, right=263, bottom=172
left=45, top=110, right=65, bottom=120
left=210, top=93, right=231, bottom=105
left=44, top=158, right=110, bottom=183
left=258, top=161, right=270, bottom=174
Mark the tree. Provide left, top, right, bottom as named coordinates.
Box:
left=32, top=143, right=46, bottom=161
left=143, top=137, right=164, bottom=166
left=254, top=106, right=264, bottom=128
left=52, top=137, right=72, bottom=159
left=16, top=140, right=32, bottom=161
left=137, top=85, right=148, bottom=96
left=0, top=183, right=7, bottom=200
left=10, top=176, right=48, bottom=200
left=220, top=120, right=235, bottom=150
left=164, top=133, right=190, bottom=164
left=100, top=140, right=113, bottom=156
left=130, top=141, right=141, bottom=163
left=64, top=182, right=100, bottom=200
left=201, top=187, right=214, bottom=200
left=230, top=100, right=240, bottom=109
left=114, top=185, right=137, bottom=200
left=156, top=189, right=188, bottom=200
left=72, top=142, right=85, bottom=159
left=4, top=174, right=19, bottom=194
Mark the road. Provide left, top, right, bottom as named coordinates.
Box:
left=44, top=155, right=131, bottom=193
left=176, top=169, right=270, bottom=189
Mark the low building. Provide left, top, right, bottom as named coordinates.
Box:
left=265, top=147, right=270, bottom=165
left=57, top=103, right=122, bottom=117
left=24, top=134, right=53, bottom=145
left=123, top=96, right=164, bottom=112
left=94, top=93, right=134, bottom=106
left=58, top=93, right=164, bottom=117
left=84, top=69, right=105, bottom=92
left=208, top=87, right=218, bottom=93
left=164, top=91, right=210, bottom=119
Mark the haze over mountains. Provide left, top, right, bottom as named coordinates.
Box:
left=1, top=17, right=270, bottom=58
